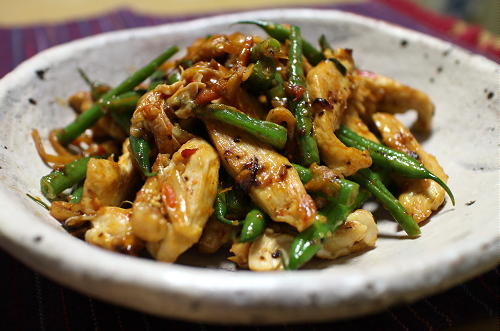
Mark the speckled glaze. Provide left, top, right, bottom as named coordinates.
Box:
left=0, top=9, right=498, bottom=324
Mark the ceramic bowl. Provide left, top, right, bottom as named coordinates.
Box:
left=0, top=9, right=498, bottom=324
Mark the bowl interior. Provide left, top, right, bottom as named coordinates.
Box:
left=0, top=9, right=498, bottom=323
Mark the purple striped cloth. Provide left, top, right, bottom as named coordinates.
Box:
left=1, top=3, right=498, bottom=330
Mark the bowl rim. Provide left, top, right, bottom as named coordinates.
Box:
left=0, top=8, right=498, bottom=324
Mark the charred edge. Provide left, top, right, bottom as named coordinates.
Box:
left=312, top=98, right=332, bottom=109
left=326, top=58, right=347, bottom=76
left=238, top=157, right=261, bottom=192
left=271, top=250, right=281, bottom=258
left=278, top=164, right=289, bottom=181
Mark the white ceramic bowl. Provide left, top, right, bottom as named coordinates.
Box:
left=0, top=9, right=498, bottom=324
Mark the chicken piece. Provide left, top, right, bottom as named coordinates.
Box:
left=80, top=139, right=138, bottom=213
left=317, top=209, right=377, bottom=260
left=130, top=82, right=194, bottom=154
left=166, top=80, right=205, bottom=119
left=130, top=154, right=171, bottom=242
left=228, top=242, right=251, bottom=268
left=84, top=206, right=143, bottom=254
left=248, top=229, right=293, bottom=271
left=207, top=121, right=317, bottom=232
left=50, top=201, right=85, bottom=222
left=307, top=57, right=371, bottom=176
left=184, top=33, right=255, bottom=64
left=355, top=70, right=434, bottom=132
left=372, top=113, right=448, bottom=223
left=343, top=97, right=380, bottom=143
left=134, top=138, right=220, bottom=262
left=197, top=216, right=233, bottom=254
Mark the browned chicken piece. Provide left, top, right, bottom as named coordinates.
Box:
left=207, top=120, right=317, bottom=232
left=197, top=216, right=234, bottom=254
left=84, top=207, right=143, bottom=255
left=184, top=33, right=256, bottom=64
left=248, top=229, right=293, bottom=271
left=68, top=91, right=126, bottom=140
left=355, top=70, right=435, bottom=132
left=80, top=139, right=138, bottom=214
left=307, top=55, right=371, bottom=177
left=228, top=242, right=251, bottom=268
left=130, top=82, right=194, bottom=154
left=343, top=91, right=380, bottom=143
left=133, top=138, right=220, bottom=262
left=317, top=209, right=377, bottom=260
left=50, top=201, right=85, bottom=222
left=131, top=154, right=171, bottom=243
left=372, top=113, right=448, bottom=223
left=166, top=80, right=206, bottom=120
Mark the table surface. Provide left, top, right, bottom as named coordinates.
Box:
left=1, top=1, right=498, bottom=329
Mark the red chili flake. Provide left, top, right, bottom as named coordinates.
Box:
left=161, top=184, right=177, bottom=209
left=181, top=148, right=198, bottom=159
left=285, top=83, right=305, bottom=102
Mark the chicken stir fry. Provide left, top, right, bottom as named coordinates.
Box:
left=33, top=21, right=453, bottom=271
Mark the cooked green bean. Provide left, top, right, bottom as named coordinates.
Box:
left=318, top=34, right=331, bottom=52
left=214, top=191, right=241, bottom=226
left=239, top=20, right=324, bottom=65
left=287, top=178, right=360, bottom=270
left=336, top=125, right=455, bottom=205
left=240, top=209, right=267, bottom=242
left=287, top=25, right=320, bottom=166
left=129, top=136, right=156, bottom=177
left=292, top=163, right=313, bottom=183
left=40, top=157, right=93, bottom=200
left=350, top=168, right=421, bottom=237
left=58, top=46, right=179, bottom=145
left=68, top=184, right=84, bottom=203
left=198, top=104, right=287, bottom=149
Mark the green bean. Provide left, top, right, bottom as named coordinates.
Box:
left=58, top=46, right=179, bottom=145
left=225, top=188, right=252, bottom=219
left=69, top=184, right=84, bottom=203
left=287, top=25, right=320, bottom=166
left=267, top=70, right=287, bottom=106
left=245, top=38, right=281, bottom=92
left=318, top=34, right=331, bottom=52
left=350, top=168, right=421, bottom=237
left=214, top=191, right=241, bottom=226
left=238, top=20, right=324, bottom=65
left=245, top=59, right=275, bottom=92
left=199, top=104, right=287, bottom=149
left=287, top=220, right=329, bottom=270
left=40, top=157, right=93, bottom=200
left=240, top=209, right=267, bottom=242
left=292, top=163, right=313, bottom=183
left=336, top=125, right=455, bottom=205
left=129, top=136, right=156, bottom=177
left=103, top=91, right=142, bottom=112
left=287, top=178, right=360, bottom=270
left=251, top=37, right=281, bottom=61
